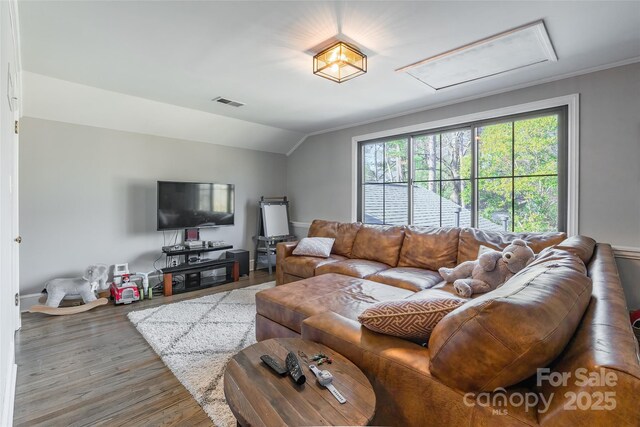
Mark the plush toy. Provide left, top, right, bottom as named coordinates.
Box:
left=30, top=264, right=110, bottom=315
left=439, top=239, right=535, bottom=298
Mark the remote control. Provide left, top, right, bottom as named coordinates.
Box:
left=260, top=355, right=287, bottom=375
left=285, top=351, right=306, bottom=385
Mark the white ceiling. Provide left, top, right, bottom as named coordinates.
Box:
left=18, top=1, right=640, bottom=150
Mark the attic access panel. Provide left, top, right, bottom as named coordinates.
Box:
left=397, top=20, right=557, bottom=91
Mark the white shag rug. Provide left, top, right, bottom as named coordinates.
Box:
left=127, top=281, right=275, bottom=426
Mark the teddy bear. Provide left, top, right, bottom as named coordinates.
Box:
left=438, top=239, right=535, bottom=298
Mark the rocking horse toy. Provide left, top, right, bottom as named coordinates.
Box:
left=29, top=264, right=110, bottom=315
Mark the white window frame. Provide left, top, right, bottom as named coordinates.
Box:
left=351, top=94, right=580, bottom=235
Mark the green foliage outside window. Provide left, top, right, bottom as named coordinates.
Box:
left=473, top=115, right=558, bottom=232
left=361, top=113, right=561, bottom=232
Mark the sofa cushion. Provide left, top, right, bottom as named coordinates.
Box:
left=292, top=237, right=335, bottom=258
left=282, top=254, right=347, bottom=278
left=367, top=267, right=443, bottom=292
left=308, top=219, right=339, bottom=238
left=528, top=247, right=588, bottom=273
left=255, top=273, right=414, bottom=333
left=457, top=228, right=566, bottom=263
left=358, top=295, right=466, bottom=342
left=333, top=222, right=362, bottom=257
left=351, top=225, right=405, bottom=266
left=398, top=226, right=460, bottom=270
left=307, top=220, right=362, bottom=257
left=429, top=249, right=592, bottom=392
left=315, top=259, right=390, bottom=278
left=553, top=235, right=597, bottom=265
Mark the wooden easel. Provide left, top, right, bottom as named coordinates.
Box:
left=254, top=196, right=295, bottom=273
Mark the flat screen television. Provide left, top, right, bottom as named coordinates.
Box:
left=157, top=181, right=235, bottom=230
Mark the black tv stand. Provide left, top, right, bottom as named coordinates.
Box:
left=162, top=258, right=239, bottom=296
left=161, top=244, right=237, bottom=296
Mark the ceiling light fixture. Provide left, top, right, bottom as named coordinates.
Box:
left=313, top=41, right=367, bottom=83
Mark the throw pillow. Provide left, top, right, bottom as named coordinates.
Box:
left=292, top=237, right=335, bottom=258
left=358, top=296, right=466, bottom=342
left=478, top=244, right=495, bottom=258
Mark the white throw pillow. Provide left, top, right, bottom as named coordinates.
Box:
left=292, top=237, right=335, bottom=258
left=478, top=244, right=496, bottom=258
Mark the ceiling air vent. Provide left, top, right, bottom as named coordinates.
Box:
left=211, top=96, right=245, bottom=108
left=397, top=20, right=557, bottom=91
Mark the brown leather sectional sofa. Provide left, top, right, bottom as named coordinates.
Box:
left=256, top=219, right=640, bottom=426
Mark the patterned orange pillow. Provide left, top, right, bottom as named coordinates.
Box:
left=358, top=297, right=466, bottom=342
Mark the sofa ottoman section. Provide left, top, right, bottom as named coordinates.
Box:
left=367, top=267, right=444, bottom=292
left=255, top=273, right=414, bottom=336
left=315, top=259, right=390, bottom=278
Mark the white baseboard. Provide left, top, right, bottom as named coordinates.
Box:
left=1, top=341, right=16, bottom=427
left=613, top=246, right=640, bottom=261
left=19, top=293, right=42, bottom=313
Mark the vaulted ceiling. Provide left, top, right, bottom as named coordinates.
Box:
left=18, top=1, right=640, bottom=153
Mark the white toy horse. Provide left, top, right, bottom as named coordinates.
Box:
left=30, top=264, right=110, bottom=315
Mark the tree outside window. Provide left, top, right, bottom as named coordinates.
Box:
left=360, top=109, right=565, bottom=233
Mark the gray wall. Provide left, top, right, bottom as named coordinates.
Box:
left=287, top=62, right=640, bottom=309
left=19, top=118, right=286, bottom=295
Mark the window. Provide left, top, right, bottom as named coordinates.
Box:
left=358, top=108, right=567, bottom=232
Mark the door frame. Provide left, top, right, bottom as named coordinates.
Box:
left=1, top=0, right=21, bottom=425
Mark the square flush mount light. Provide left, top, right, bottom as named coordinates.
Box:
left=397, top=20, right=557, bottom=91
left=313, top=42, right=367, bottom=83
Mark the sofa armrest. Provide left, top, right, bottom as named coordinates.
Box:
left=302, top=313, right=538, bottom=427
left=302, top=311, right=429, bottom=374
left=275, top=241, right=298, bottom=285
left=302, top=312, right=473, bottom=426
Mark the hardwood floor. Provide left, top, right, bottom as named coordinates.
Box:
left=13, top=270, right=275, bottom=426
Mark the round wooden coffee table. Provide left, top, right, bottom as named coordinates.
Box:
left=224, top=338, right=376, bottom=426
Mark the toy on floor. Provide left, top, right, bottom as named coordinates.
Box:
left=439, top=239, right=535, bottom=298
left=110, top=263, right=141, bottom=305
left=110, top=281, right=140, bottom=304
left=132, top=271, right=153, bottom=300
left=29, top=264, right=110, bottom=315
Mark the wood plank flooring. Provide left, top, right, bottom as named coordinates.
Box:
left=13, top=271, right=275, bottom=426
